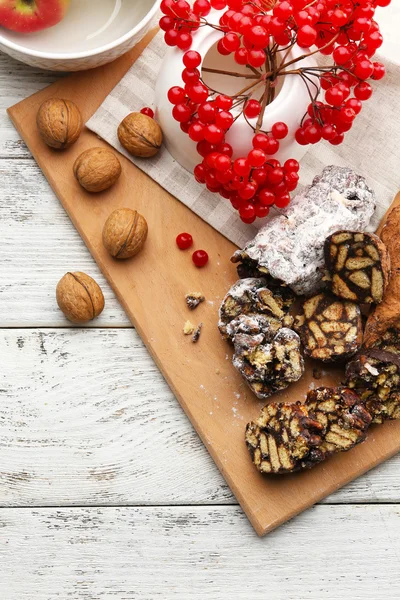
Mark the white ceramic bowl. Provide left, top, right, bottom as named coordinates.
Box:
left=0, top=0, right=160, bottom=71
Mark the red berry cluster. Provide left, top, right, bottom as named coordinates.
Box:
left=160, top=0, right=390, bottom=222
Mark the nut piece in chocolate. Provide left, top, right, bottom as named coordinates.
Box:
left=218, top=278, right=294, bottom=342
left=185, top=293, right=205, bottom=310
left=305, top=387, right=371, bottom=455
left=233, top=317, right=304, bottom=400
left=246, top=402, right=324, bottom=474
left=324, top=231, right=390, bottom=304
left=294, top=293, right=363, bottom=362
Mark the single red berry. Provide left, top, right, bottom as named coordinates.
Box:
left=193, top=0, right=211, bottom=16
left=165, top=29, right=179, bottom=46
left=234, top=157, right=251, bottom=177
left=259, top=188, right=276, bottom=206
left=176, top=233, right=193, bottom=250
left=183, top=50, right=201, bottom=69
left=275, top=193, right=291, bottom=208
left=215, top=154, right=232, bottom=172
left=238, top=182, right=257, bottom=200
left=177, top=32, right=193, bottom=51
left=248, top=148, right=267, bottom=167
left=216, top=95, right=233, bottom=110
left=189, top=122, right=206, bottom=142
left=268, top=167, right=284, bottom=185
left=187, top=83, right=209, bottom=104
left=297, top=25, right=317, bottom=48
left=330, top=133, right=345, bottom=146
left=331, top=8, right=348, bottom=27
left=325, top=86, right=344, bottom=107
left=215, top=110, right=234, bottom=130
left=321, top=124, right=337, bottom=141
left=168, top=86, right=186, bottom=105
left=192, top=250, right=209, bottom=268
left=204, top=124, right=224, bottom=144
left=234, top=48, right=248, bottom=65
left=284, top=158, right=300, bottom=173
left=140, top=107, right=154, bottom=118
left=255, top=204, right=270, bottom=218
left=264, top=136, right=280, bottom=155
left=371, top=62, right=386, bottom=80
left=354, top=81, right=373, bottom=100
left=304, top=123, right=322, bottom=144
left=222, top=32, right=241, bottom=52
left=194, top=164, right=206, bottom=183
left=239, top=202, right=256, bottom=223
left=295, top=128, right=307, bottom=145
left=160, top=16, right=174, bottom=31
left=172, top=103, right=192, bottom=123
left=182, top=68, right=200, bottom=85
left=271, top=122, right=289, bottom=139
left=244, top=99, right=262, bottom=119
left=345, top=98, right=362, bottom=115
left=198, top=102, right=216, bottom=123
left=248, top=49, right=266, bottom=68
left=353, top=58, right=374, bottom=80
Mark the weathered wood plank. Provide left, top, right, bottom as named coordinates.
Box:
left=0, top=54, right=59, bottom=159
left=1, top=505, right=400, bottom=599
left=0, top=159, right=129, bottom=326
left=1, top=329, right=400, bottom=507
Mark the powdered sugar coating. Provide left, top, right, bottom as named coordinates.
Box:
left=232, top=166, right=376, bottom=296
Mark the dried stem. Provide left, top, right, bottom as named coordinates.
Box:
left=202, top=67, right=260, bottom=80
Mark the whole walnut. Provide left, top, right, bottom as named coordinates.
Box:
left=56, top=272, right=105, bottom=324
left=37, top=98, right=82, bottom=150
left=73, top=147, right=122, bottom=193
left=118, top=112, right=163, bottom=158
left=103, top=208, right=148, bottom=259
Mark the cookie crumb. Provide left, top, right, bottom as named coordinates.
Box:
left=183, top=321, right=195, bottom=335
left=215, top=368, right=220, bottom=375
left=186, top=292, right=205, bottom=310
left=192, top=323, right=203, bottom=343
left=313, top=368, right=322, bottom=380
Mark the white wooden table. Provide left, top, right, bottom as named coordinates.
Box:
left=1, top=8, right=400, bottom=597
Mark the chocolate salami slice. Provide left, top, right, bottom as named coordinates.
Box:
left=294, top=293, right=363, bottom=362
left=218, top=278, right=293, bottom=341
left=324, top=230, right=390, bottom=304
left=233, top=321, right=304, bottom=400
left=345, top=347, right=400, bottom=423
left=245, top=402, right=325, bottom=474
left=305, top=387, right=371, bottom=455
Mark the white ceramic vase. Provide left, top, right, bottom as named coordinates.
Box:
left=155, top=10, right=317, bottom=173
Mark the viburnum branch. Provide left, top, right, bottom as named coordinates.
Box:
left=160, top=0, right=388, bottom=223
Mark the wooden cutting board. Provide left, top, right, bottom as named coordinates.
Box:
left=8, top=30, right=400, bottom=536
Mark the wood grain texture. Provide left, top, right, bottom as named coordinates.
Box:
left=0, top=160, right=129, bottom=327
left=0, top=54, right=58, bottom=159
left=2, top=329, right=400, bottom=507
left=2, top=505, right=400, bottom=599
left=7, top=33, right=400, bottom=536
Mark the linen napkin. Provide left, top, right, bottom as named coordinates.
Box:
left=87, top=31, right=400, bottom=249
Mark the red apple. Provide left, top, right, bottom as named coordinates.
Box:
left=0, top=0, right=70, bottom=33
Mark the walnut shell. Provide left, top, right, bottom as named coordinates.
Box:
left=118, top=112, right=163, bottom=158
left=102, top=208, right=148, bottom=259
left=56, top=272, right=105, bottom=324
left=37, top=98, right=82, bottom=150
left=73, top=147, right=122, bottom=193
